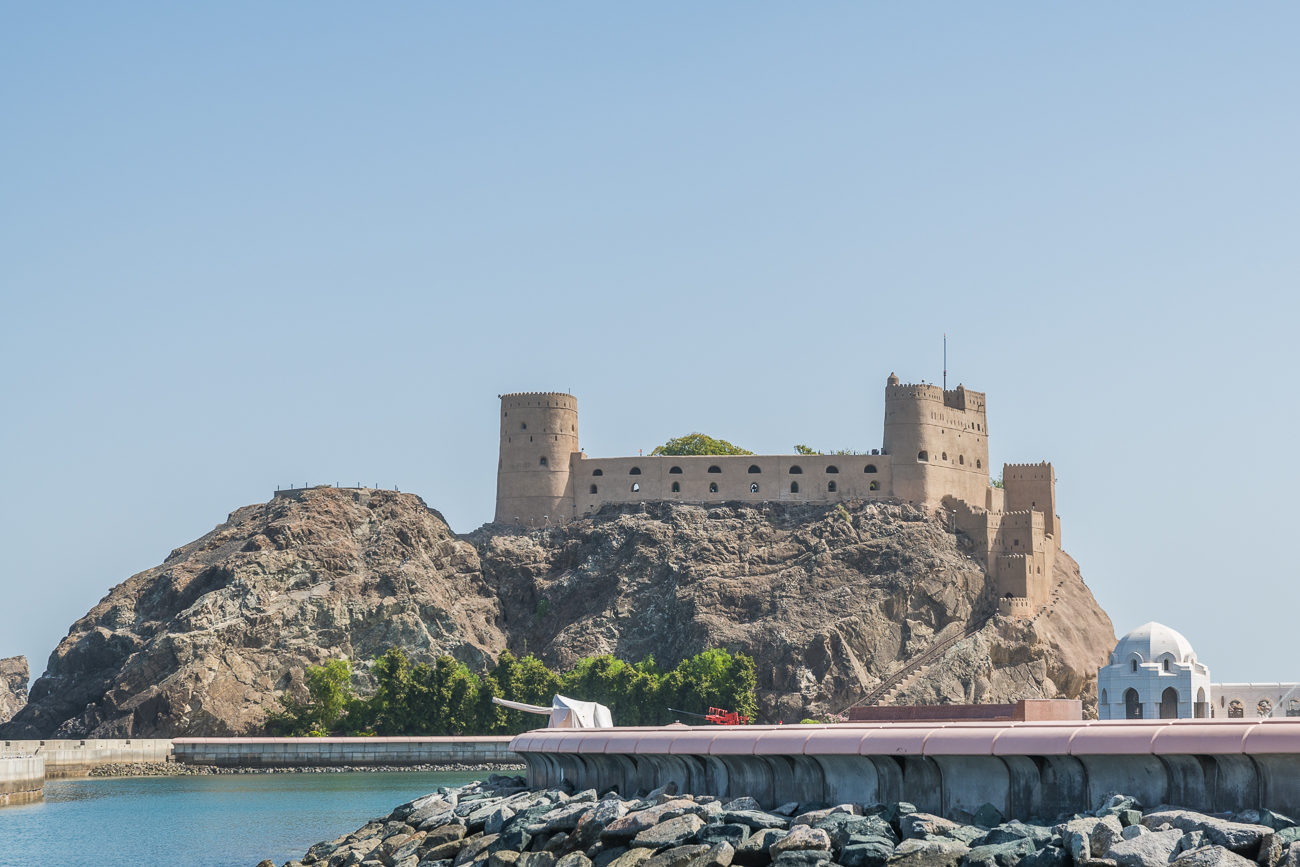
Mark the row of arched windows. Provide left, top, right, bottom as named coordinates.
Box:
left=590, top=479, right=881, bottom=495
left=916, top=451, right=982, bottom=469
left=594, top=464, right=880, bottom=476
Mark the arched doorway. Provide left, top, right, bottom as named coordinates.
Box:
left=1160, top=687, right=1179, bottom=719
left=1125, top=688, right=1142, bottom=719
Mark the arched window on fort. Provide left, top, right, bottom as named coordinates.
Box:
left=631, top=483, right=640, bottom=492
left=593, top=469, right=603, bottom=476
left=750, top=483, right=759, bottom=493
left=629, top=467, right=641, bottom=475
left=918, top=451, right=928, bottom=462
left=976, top=460, right=981, bottom=469
left=540, top=457, right=548, bottom=467
left=709, top=482, right=718, bottom=493
left=864, top=465, right=877, bottom=473
left=708, top=465, right=722, bottom=474
left=869, top=481, right=879, bottom=491
left=789, top=466, right=803, bottom=474
left=828, top=481, right=837, bottom=493
left=826, top=466, right=839, bottom=474
left=790, top=481, right=799, bottom=494
left=959, top=455, right=964, bottom=465
left=521, top=423, right=527, bottom=430
left=671, top=481, right=680, bottom=493
left=748, top=465, right=761, bottom=474
left=1161, top=687, right=1179, bottom=719
left=669, top=466, right=683, bottom=474
left=942, top=452, right=948, bottom=461
left=590, top=485, right=598, bottom=494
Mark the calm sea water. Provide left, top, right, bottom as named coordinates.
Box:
left=0, top=770, right=483, bottom=867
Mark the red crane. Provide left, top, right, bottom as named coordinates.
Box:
left=667, top=707, right=750, bottom=726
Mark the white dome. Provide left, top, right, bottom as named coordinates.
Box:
left=1111, top=622, right=1197, bottom=666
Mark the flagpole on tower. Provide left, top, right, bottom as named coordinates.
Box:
left=943, top=334, right=947, bottom=391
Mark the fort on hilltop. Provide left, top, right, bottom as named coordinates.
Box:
left=496, top=374, right=1060, bottom=617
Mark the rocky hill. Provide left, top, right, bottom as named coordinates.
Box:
left=0, top=489, right=1115, bottom=738
left=0, top=656, right=28, bottom=724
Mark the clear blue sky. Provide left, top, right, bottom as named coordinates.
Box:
left=3, top=4, right=1297, bottom=686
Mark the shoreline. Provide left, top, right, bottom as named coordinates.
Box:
left=84, top=761, right=525, bottom=778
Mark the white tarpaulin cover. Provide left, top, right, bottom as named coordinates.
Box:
left=492, top=694, right=614, bottom=728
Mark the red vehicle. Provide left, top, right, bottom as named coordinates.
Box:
left=668, top=707, right=750, bottom=726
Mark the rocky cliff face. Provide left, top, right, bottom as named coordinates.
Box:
left=1, top=490, right=1115, bottom=737
left=0, top=656, right=28, bottom=724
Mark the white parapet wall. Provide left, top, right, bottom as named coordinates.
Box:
left=1, top=739, right=173, bottom=778
left=172, top=736, right=517, bottom=767
left=0, top=755, right=45, bottom=807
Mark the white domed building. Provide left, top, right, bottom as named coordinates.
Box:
left=1097, top=622, right=1212, bottom=719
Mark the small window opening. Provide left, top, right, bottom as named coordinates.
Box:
left=590, top=485, right=598, bottom=494
left=1163, top=659, right=1171, bottom=672
left=669, top=466, right=683, bottom=474
left=1131, top=660, right=1138, bottom=672
left=869, top=481, right=879, bottom=491
left=708, top=465, right=721, bottom=473
left=864, top=464, right=877, bottom=473
left=942, top=452, right=948, bottom=461
left=671, top=481, right=680, bottom=493
left=976, top=459, right=982, bottom=469
left=709, top=482, right=718, bottom=493
left=521, top=423, right=527, bottom=430
left=918, top=451, right=928, bottom=462
left=748, top=465, right=761, bottom=474
left=750, top=482, right=759, bottom=493
left=539, top=457, right=548, bottom=467
left=959, top=455, right=964, bottom=465
left=592, top=469, right=603, bottom=476
left=826, top=465, right=839, bottom=474
left=631, top=483, right=640, bottom=492
left=789, top=465, right=803, bottom=474
left=790, top=481, right=800, bottom=494
left=828, top=480, right=837, bottom=493
left=629, top=467, right=641, bottom=475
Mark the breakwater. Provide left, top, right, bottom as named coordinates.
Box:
left=2, top=738, right=173, bottom=778
left=510, top=719, right=1300, bottom=820
left=0, top=754, right=45, bottom=806
left=172, top=736, right=516, bottom=768
left=276, top=773, right=1300, bottom=867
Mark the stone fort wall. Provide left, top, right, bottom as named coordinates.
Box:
left=493, top=374, right=1060, bottom=616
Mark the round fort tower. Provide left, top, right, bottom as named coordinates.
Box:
left=882, top=373, right=990, bottom=506
left=495, top=392, right=579, bottom=526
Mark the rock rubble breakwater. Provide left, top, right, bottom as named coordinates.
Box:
left=260, top=777, right=1300, bottom=867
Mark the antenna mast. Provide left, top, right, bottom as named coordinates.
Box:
left=943, top=334, right=947, bottom=391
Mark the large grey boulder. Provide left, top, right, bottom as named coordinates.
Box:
left=1143, top=812, right=1273, bottom=858
left=733, top=830, right=789, bottom=867
left=573, top=800, right=631, bottom=849
left=603, top=851, right=653, bottom=867
left=963, top=838, right=1037, bottom=867
left=770, top=854, right=830, bottom=867
left=1107, top=829, right=1184, bottom=867
left=1090, top=817, right=1126, bottom=858
left=984, top=826, right=1052, bottom=851
left=1018, top=847, right=1069, bottom=867
left=1169, top=846, right=1257, bottom=867
left=698, top=826, right=751, bottom=848
left=642, top=846, right=713, bottom=867
left=839, top=837, right=895, bottom=867
left=815, top=814, right=898, bottom=849
left=723, top=812, right=792, bottom=832
left=769, top=827, right=831, bottom=856
left=886, top=838, right=970, bottom=867
left=900, top=815, right=961, bottom=841
left=631, top=816, right=706, bottom=851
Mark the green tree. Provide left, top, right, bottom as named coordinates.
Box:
left=266, top=658, right=357, bottom=736
left=794, top=445, right=817, bottom=455
left=651, top=433, right=753, bottom=456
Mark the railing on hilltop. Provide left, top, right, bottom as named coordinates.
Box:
left=840, top=613, right=995, bottom=713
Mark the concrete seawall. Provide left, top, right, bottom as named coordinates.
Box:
left=2, top=739, right=173, bottom=778
left=173, top=736, right=517, bottom=768
left=0, top=755, right=45, bottom=806
left=511, top=719, right=1300, bottom=819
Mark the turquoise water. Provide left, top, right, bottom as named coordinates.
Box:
left=0, top=771, right=483, bottom=867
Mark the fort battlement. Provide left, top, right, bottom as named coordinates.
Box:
left=494, top=372, right=1059, bottom=616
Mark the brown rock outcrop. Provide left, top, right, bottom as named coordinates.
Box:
left=0, top=490, right=1115, bottom=737
left=0, top=656, right=28, bottom=724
